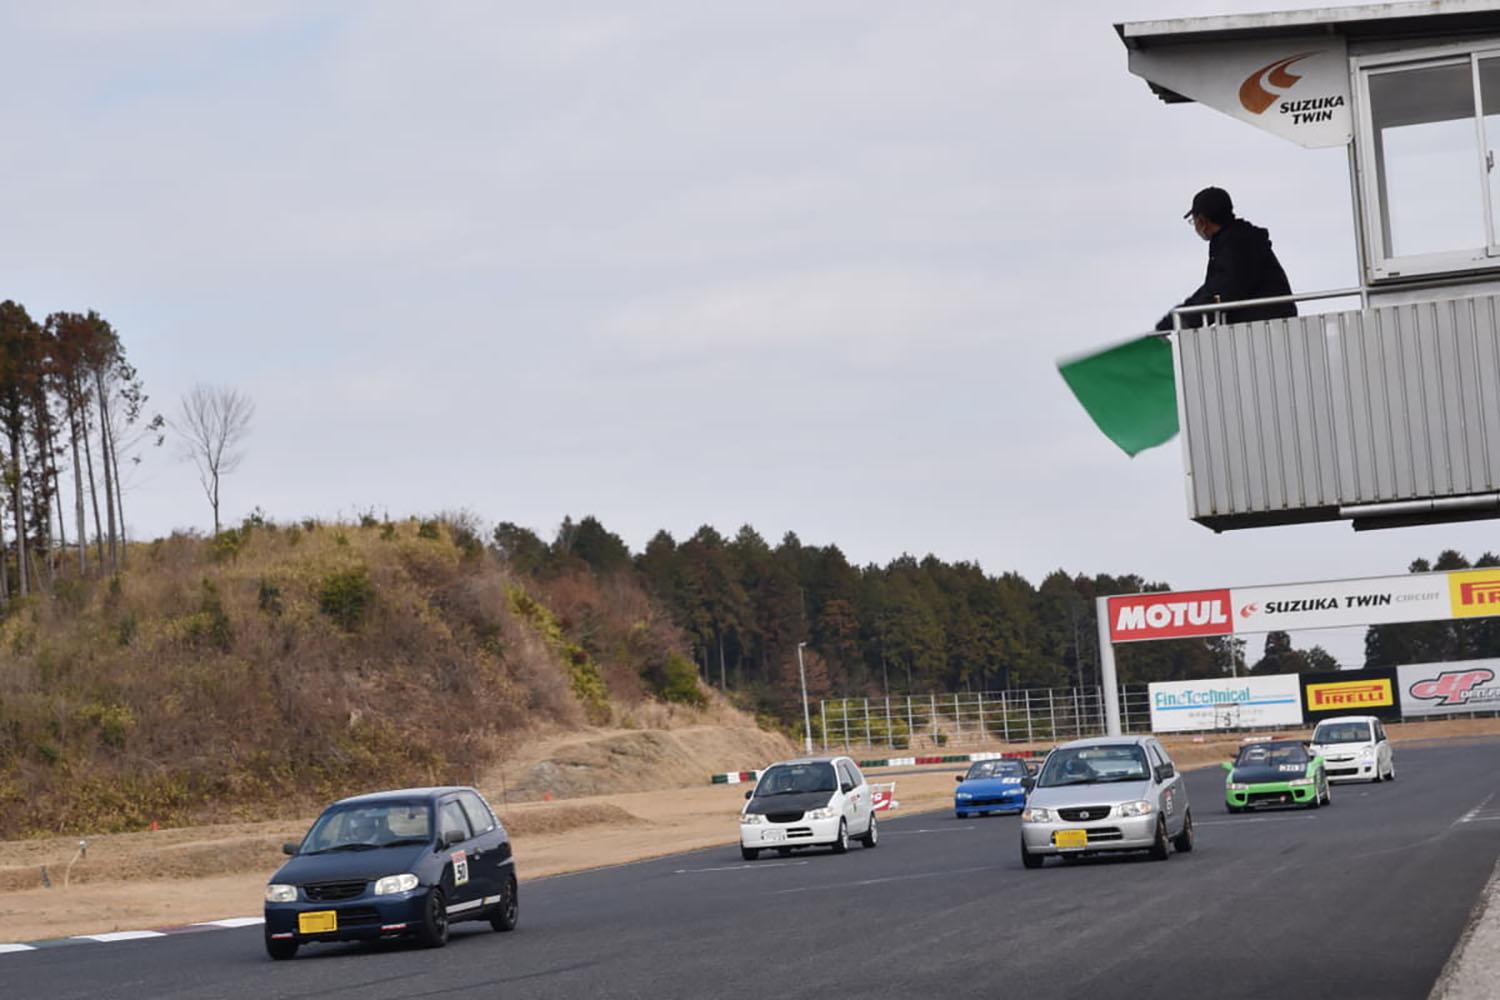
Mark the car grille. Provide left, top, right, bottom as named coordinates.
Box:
left=765, top=812, right=804, bottom=824
left=967, top=796, right=1020, bottom=807
left=1247, top=791, right=1298, bottom=805
left=1328, top=767, right=1359, bottom=777
left=1082, top=827, right=1123, bottom=842
left=336, top=907, right=381, bottom=927
left=1057, top=806, right=1112, bottom=822
left=304, top=880, right=367, bottom=902
left=785, top=827, right=814, bottom=838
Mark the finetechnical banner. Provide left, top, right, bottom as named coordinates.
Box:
left=1398, top=660, right=1500, bottom=718
left=1107, top=568, right=1500, bottom=643
left=1148, top=676, right=1303, bottom=733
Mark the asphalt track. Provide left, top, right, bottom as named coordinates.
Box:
left=10, top=738, right=1500, bottom=1000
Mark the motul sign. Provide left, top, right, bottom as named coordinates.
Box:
left=1108, top=590, right=1232, bottom=642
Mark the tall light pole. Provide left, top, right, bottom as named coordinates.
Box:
left=796, top=641, right=813, bottom=754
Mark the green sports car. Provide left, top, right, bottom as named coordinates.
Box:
left=1222, top=739, right=1331, bottom=812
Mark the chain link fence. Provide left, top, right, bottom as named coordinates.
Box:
left=815, top=686, right=1152, bottom=753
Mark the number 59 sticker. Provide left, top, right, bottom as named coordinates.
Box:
left=451, top=850, right=469, bottom=887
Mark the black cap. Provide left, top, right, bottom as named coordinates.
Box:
left=1184, top=187, right=1233, bottom=224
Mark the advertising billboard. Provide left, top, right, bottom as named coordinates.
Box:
left=1398, top=660, right=1500, bottom=718
left=1106, top=568, right=1500, bottom=644
left=1298, top=669, right=1402, bottom=722
left=1148, top=675, right=1303, bottom=733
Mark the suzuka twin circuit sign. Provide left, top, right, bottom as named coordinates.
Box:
left=1106, top=567, right=1500, bottom=643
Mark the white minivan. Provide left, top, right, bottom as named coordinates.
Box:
left=1308, top=715, right=1395, bottom=783
left=739, top=756, right=877, bottom=860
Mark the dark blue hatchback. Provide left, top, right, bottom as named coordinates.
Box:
left=263, top=786, right=517, bottom=960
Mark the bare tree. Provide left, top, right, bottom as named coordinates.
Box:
left=175, top=384, right=254, bottom=534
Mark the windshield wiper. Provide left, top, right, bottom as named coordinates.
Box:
left=318, top=843, right=380, bottom=853
left=379, top=838, right=431, bottom=848
left=1093, top=775, right=1148, bottom=783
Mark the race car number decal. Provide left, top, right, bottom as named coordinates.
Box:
left=451, top=850, right=469, bottom=887
left=1162, top=789, right=1175, bottom=817
left=1279, top=764, right=1303, bottom=772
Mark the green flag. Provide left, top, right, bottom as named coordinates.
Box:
left=1057, top=335, right=1178, bottom=456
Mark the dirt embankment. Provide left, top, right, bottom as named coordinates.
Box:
left=2, top=718, right=1495, bottom=943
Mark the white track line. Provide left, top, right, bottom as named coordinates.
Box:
left=0, top=945, right=36, bottom=954
left=72, top=931, right=166, bottom=943
left=191, top=917, right=263, bottom=929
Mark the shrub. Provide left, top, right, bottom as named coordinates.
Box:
left=507, top=585, right=611, bottom=724
left=319, top=566, right=376, bottom=631
left=184, top=579, right=234, bottom=652
left=211, top=528, right=246, bottom=562
left=380, top=521, right=397, bottom=541
left=657, top=652, right=706, bottom=707
left=78, top=702, right=137, bottom=748
left=417, top=519, right=441, bottom=541
left=115, top=613, right=138, bottom=646
left=258, top=579, right=283, bottom=616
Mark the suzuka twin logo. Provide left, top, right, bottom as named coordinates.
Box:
left=1237, top=52, right=1344, bottom=125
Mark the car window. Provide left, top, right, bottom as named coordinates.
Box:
left=1037, top=745, right=1150, bottom=787
left=845, top=762, right=863, bottom=788
left=1147, top=744, right=1166, bottom=769
left=1313, top=721, right=1372, bottom=744
left=1235, top=742, right=1309, bottom=768
left=458, top=791, right=495, bottom=834
left=754, top=762, right=838, bottom=796
left=302, top=801, right=432, bottom=853
left=964, top=759, right=1026, bottom=780
left=1374, top=722, right=1387, bottom=742
left=438, top=800, right=472, bottom=842
left=1154, top=742, right=1175, bottom=766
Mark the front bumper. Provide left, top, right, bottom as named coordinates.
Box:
left=1226, top=782, right=1317, bottom=809
left=1020, top=813, right=1158, bottom=855
left=956, top=794, right=1024, bottom=815
left=265, top=888, right=431, bottom=943
left=1325, top=759, right=1378, bottom=782
left=740, top=815, right=843, bottom=848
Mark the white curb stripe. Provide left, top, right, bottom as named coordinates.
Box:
left=73, top=931, right=167, bottom=943
left=0, top=944, right=36, bottom=954
left=192, top=917, right=264, bottom=929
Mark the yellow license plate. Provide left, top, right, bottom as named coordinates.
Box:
left=1054, top=829, right=1088, bottom=849
left=298, top=911, right=337, bottom=934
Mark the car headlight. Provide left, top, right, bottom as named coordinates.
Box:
left=373, top=873, right=419, bottom=896
left=1228, top=783, right=1249, bottom=791
left=265, top=884, right=297, bottom=903
left=741, top=813, right=765, bottom=825
left=956, top=792, right=973, bottom=800
left=1021, top=807, right=1052, bottom=823
left=804, top=807, right=837, bottom=821
left=1288, top=777, right=1315, bottom=787
left=1117, top=800, right=1154, bottom=817
left=1359, top=748, right=1375, bottom=761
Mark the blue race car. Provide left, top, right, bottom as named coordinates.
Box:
left=954, top=758, right=1035, bottom=817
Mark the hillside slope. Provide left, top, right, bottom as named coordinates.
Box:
left=0, top=517, right=758, bottom=838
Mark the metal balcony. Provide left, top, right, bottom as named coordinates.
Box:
left=1172, top=289, right=1500, bottom=530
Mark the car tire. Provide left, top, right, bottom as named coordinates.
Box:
left=832, top=819, right=849, bottom=855
left=955, top=811, right=965, bottom=819
left=1020, top=841, right=1044, bottom=869
left=1323, top=780, right=1332, bottom=806
left=488, top=874, right=518, bottom=933
left=1386, top=760, right=1396, bottom=781
left=1172, top=810, right=1194, bottom=853
left=740, top=846, right=760, bottom=861
left=416, top=887, right=449, bottom=949
left=1149, top=818, right=1170, bottom=861
left=264, top=932, right=298, bottom=961
left=860, top=813, right=878, bottom=849
left=1226, top=803, right=1242, bottom=814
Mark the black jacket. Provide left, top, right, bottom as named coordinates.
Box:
left=1156, top=218, right=1296, bottom=331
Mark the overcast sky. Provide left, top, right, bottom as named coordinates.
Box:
left=3, top=1, right=1494, bottom=665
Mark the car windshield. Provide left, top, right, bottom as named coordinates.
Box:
left=1313, top=722, right=1372, bottom=744
left=964, top=760, right=1026, bottom=780
left=1037, top=745, right=1149, bottom=787
left=1235, top=742, right=1309, bottom=768
left=301, top=802, right=433, bottom=854
left=754, top=762, right=838, bottom=797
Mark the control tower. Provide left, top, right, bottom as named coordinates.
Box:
left=1116, top=2, right=1500, bottom=531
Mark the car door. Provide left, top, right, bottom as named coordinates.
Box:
left=458, top=790, right=509, bottom=906
left=1373, top=720, right=1392, bottom=773
left=845, top=760, right=872, bottom=833
left=436, top=797, right=486, bottom=912
left=834, top=761, right=860, bottom=832
left=1149, top=741, right=1186, bottom=835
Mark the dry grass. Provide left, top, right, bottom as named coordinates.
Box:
left=0, top=518, right=722, bottom=838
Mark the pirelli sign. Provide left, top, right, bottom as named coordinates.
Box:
left=1107, top=568, right=1500, bottom=643
left=1300, top=670, right=1401, bottom=721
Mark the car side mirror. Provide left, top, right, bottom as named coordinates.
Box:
left=282, top=842, right=299, bottom=856
left=1155, top=764, right=1175, bottom=782
left=954, top=774, right=964, bottom=783
left=1026, top=763, right=1039, bottom=777
left=744, top=789, right=753, bottom=800
left=1221, top=761, right=1233, bottom=772
left=441, top=829, right=465, bottom=849
left=1022, top=777, right=1035, bottom=792
left=841, top=782, right=854, bottom=794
